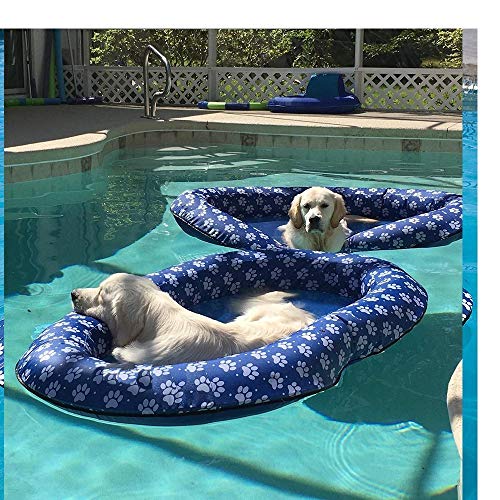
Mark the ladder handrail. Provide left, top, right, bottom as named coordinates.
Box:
left=143, top=44, right=172, bottom=119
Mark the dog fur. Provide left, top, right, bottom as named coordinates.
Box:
left=71, top=273, right=315, bottom=365
left=279, top=187, right=350, bottom=252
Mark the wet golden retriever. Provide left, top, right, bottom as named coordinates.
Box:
left=279, top=187, right=350, bottom=252
left=71, top=273, right=314, bottom=365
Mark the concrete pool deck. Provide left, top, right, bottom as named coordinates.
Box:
left=5, top=104, right=462, bottom=182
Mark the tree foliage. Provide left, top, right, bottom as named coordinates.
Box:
left=90, top=29, right=461, bottom=68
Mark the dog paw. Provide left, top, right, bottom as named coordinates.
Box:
left=112, top=347, right=126, bottom=362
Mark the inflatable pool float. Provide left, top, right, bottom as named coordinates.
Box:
left=16, top=249, right=427, bottom=423
left=462, top=289, right=473, bottom=325
left=268, top=73, right=361, bottom=114
left=198, top=101, right=268, bottom=110
left=170, top=186, right=462, bottom=253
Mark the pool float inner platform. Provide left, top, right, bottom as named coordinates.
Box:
left=268, top=73, right=361, bottom=114
left=16, top=249, right=427, bottom=424
left=171, top=186, right=462, bottom=253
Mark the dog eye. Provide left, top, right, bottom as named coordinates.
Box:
left=320, top=203, right=329, bottom=208
left=303, top=203, right=310, bottom=210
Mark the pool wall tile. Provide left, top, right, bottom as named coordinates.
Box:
left=12, top=166, right=34, bottom=183
left=5, top=128, right=462, bottom=183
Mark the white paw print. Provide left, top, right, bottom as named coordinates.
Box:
left=321, top=336, right=335, bottom=351
left=219, top=359, right=237, bottom=372
left=186, top=361, right=206, bottom=373
left=194, top=376, right=211, bottom=393
left=39, top=349, right=56, bottom=362
left=242, top=363, right=259, bottom=380
left=39, top=365, right=55, bottom=382
left=72, top=383, right=90, bottom=402
left=297, top=344, right=312, bottom=357
left=235, top=386, right=252, bottom=405
left=45, top=381, right=61, bottom=398
left=209, top=377, right=225, bottom=397
left=64, top=367, right=83, bottom=382
left=312, top=373, right=324, bottom=388
left=138, top=398, right=159, bottom=415
left=268, top=371, right=284, bottom=390
left=160, top=380, right=185, bottom=406
left=104, top=390, right=123, bottom=408
left=200, top=401, right=215, bottom=411
left=320, top=352, right=330, bottom=370
left=288, top=382, right=301, bottom=396
left=272, top=352, right=288, bottom=367
left=277, top=341, right=293, bottom=350
left=296, top=361, right=310, bottom=378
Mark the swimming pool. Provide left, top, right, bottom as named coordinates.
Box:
left=462, top=90, right=477, bottom=498
left=5, top=141, right=462, bottom=498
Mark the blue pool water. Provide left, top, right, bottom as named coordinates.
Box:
left=5, top=143, right=463, bottom=498
left=462, top=90, right=477, bottom=498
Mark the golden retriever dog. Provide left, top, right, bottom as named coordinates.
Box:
left=279, top=187, right=350, bottom=252
left=71, top=273, right=315, bottom=365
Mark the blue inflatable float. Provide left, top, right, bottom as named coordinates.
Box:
left=462, top=289, right=473, bottom=325
left=268, top=73, right=361, bottom=114
left=170, top=186, right=462, bottom=253
left=16, top=250, right=427, bottom=423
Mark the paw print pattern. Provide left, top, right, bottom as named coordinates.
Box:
left=72, top=383, right=91, bottom=402
left=138, top=399, right=159, bottom=415
left=104, top=390, right=123, bottom=408
left=17, top=242, right=428, bottom=418
left=235, top=386, right=252, bottom=405
left=171, top=187, right=460, bottom=253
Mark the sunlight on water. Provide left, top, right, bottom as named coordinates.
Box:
left=5, top=143, right=462, bottom=499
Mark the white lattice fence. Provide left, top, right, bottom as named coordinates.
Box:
left=363, top=69, right=462, bottom=111
left=64, top=66, right=208, bottom=105
left=216, top=67, right=355, bottom=102
left=64, top=65, right=462, bottom=110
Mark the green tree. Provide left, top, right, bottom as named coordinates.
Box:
left=90, top=29, right=461, bottom=69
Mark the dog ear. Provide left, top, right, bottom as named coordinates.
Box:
left=330, top=194, right=347, bottom=228
left=289, top=194, right=303, bottom=229
left=110, top=289, right=146, bottom=347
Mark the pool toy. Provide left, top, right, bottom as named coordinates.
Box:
left=5, top=97, right=63, bottom=107
left=462, top=289, right=473, bottom=325
left=170, top=186, right=462, bottom=253
left=268, top=73, right=361, bottom=114
left=16, top=249, right=427, bottom=423
left=198, top=101, right=268, bottom=110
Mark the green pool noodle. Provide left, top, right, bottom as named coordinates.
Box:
left=249, top=102, right=269, bottom=110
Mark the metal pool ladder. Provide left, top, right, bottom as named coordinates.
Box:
left=142, top=44, right=172, bottom=119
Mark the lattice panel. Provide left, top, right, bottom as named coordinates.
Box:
left=63, top=66, right=462, bottom=111
left=217, top=68, right=355, bottom=102
left=363, top=70, right=462, bottom=111
left=64, top=66, right=208, bottom=105
left=63, top=68, right=85, bottom=98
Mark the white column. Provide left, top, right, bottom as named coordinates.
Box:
left=82, top=29, right=91, bottom=97
left=354, top=29, right=364, bottom=101
left=208, top=29, right=218, bottom=101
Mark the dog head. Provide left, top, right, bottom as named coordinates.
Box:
left=288, top=187, right=347, bottom=233
left=71, top=273, right=159, bottom=347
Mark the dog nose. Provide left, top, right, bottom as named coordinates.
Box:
left=309, top=215, right=321, bottom=226
left=71, top=290, right=78, bottom=301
